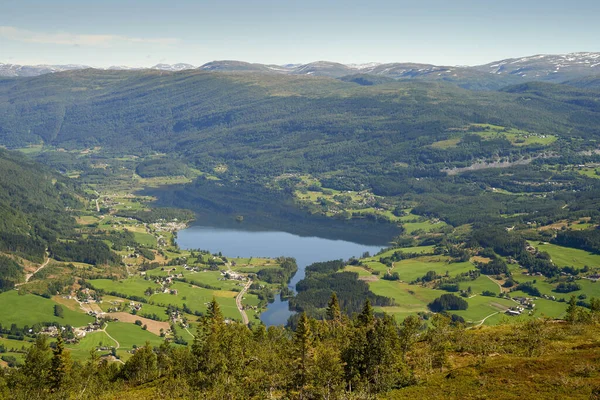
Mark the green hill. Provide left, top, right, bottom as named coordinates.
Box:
left=0, top=148, right=80, bottom=266
left=1, top=70, right=599, bottom=180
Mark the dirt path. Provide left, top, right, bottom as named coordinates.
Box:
left=484, top=274, right=505, bottom=293
left=16, top=251, right=50, bottom=286
left=185, top=327, right=195, bottom=338
left=101, top=325, right=125, bottom=364
left=236, top=280, right=252, bottom=325
left=94, top=190, right=100, bottom=212
left=475, top=311, right=500, bottom=327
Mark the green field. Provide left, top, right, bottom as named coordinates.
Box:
left=104, top=322, right=163, bottom=351
left=145, top=265, right=186, bottom=277
left=0, top=337, right=33, bottom=352
left=67, top=331, right=114, bottom=361
left=344, top=265, right=374, bottom=277
left=392, top=256, right=475, bottom=283
left=451, top=295, right=515, bottom=323
left=132, top=231, right=157, bottom=247
left=150, top=282, right=240, bottom=321
left=0, top=291, right=93, bottom=328
left=89, top=277, right=161, bottom=298
left=403, top=220, right=447, bottom=234
left=532, top=241, right=600, bottom=269
left=363, top=261, right=389, bottom=274
left=459, top=275, right=501, bottom=295
left=135, top=303, right=170, bottom=321
left=577, top=167, right=600, bottom=179
left=371, top=280, right=434, bottom=312
left=430, top=137, right=461, bottom=149
left=229, top=257, right=280, bottom=273
left=469, top=124, right=557, bottom=146
left=179, top=270, right=241, bottom=291
left=375, top=245, right=435, bottom=259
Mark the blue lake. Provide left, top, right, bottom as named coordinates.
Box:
left=176, top=225, right=385, bottom=326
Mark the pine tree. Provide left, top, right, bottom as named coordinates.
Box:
left=293, top=312, right=313, bottom=397
left=49, top=334, right=72, bottom=392
left=427, top=314, right=451, bottom=371
left=310, top=342, right=344, bottom=400
left=192, top=297, right=228, bottom=388
left=21, top=334, right=52, bottom=395
left=399, top=314, right=421, bottom=358
left=206, top=297, right=224, bottom=323
left=326, top=292, right=342, bottom=321
left=357, top=298, right=375, bottom=327
left=122, top=342, right=158, bottom=384
left=566, top=295, right=579, bottom=323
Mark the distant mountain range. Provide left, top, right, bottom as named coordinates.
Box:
left=1, top=52, right=599, bottom=90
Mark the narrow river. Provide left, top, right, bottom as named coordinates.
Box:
left=176, top=225, right=385, bottom=325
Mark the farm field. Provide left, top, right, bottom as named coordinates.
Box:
left=150, top=282, right=241, bottom=320
left=402, top=220, right=447, bottom=234
left=105, top=322, right=163, bottom=351
left=132, top=231, right=157, bottom=247
left=459, top=275, right=501, bottom=295
left=89, top=277, right=161, bottom=298
left=362, top=261, right=389, bottom=274
left=450, top=295, right=515, bottom=323
left=532, top=241, right=600, bottom=269
left=179, top=271, right=242, bottom=292
left=0, top=291, right=93, bottom=328
left=132, top=302, right=170, bottom=321
left=375, top=245, right=435, bottom=259
left=344, top=265, right=373, bottom=277
left=370, top=280, right=434, bottom=313
left=0, top=337, right=33, bottom=352
left=392, top=256, right=475, bottom=283
left=67, top=331, right=114, bottom=361
left=469, top=124, right=557, bottom=146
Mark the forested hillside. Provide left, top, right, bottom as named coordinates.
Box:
left=0, top=69, right=599, bottom=181
left=0, top=149, right=80, bottom=264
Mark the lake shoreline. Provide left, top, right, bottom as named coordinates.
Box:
left=176, top=224, right=387, bottom=326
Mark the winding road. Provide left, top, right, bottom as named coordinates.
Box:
left=236, top=280, right=252, bottom=325
left=101, top=326, right=124, bottom=364
left=475, top=311, right=500, bottom=327
left=16, top=250, right=50, bottom=286
left=484, top=274, right=505, bottom=293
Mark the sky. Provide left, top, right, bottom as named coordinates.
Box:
left=1, top=0, right=599, bottom=67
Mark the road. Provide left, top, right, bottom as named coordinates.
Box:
left=475, top=311, right=500, bottom=327
left=93, top=190, right=101, bottom=212
left=236, top=279, right=252, bottom=325
left=484, top=274, right=505, bottom=293
left=101, top=325, right=125, bottom=364
left=16, top=250, right=50, bottom=286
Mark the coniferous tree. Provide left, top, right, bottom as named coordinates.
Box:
left=399, top=314, right=421, bottom=358
left=122, top=342, right=158, bottom=385
left=357, top=298, right=375, bottom=327
left=292, top=312, right=313, bottom=398
left=566, top=295, right=580, bottom=323
left=309, top=342, right=344, bottom=400
left=192, top=298, right=231, bottom=389
left=426, top=314, right=452, bottom=371
left=21, top=334, right=52, bottom=396
left=49, top=334, right=72, bottom=392
left=326, top=292, right=342, bottom=321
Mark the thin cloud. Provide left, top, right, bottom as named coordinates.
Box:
left=0, top=26, right=179, bottom=46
